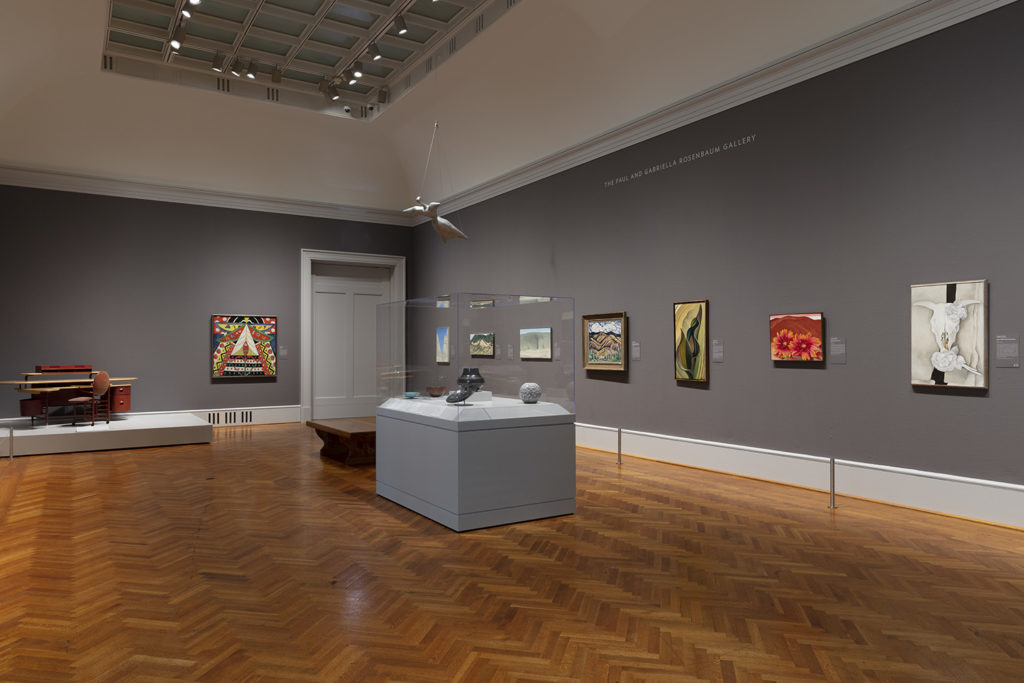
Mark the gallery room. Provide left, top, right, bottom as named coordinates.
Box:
left=1, top=0, right=1022, bottom=680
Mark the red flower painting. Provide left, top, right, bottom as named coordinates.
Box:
left=770, top=313, right=823, bottom=361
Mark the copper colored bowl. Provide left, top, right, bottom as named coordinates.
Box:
left=425, top=385, right=446, bottom=397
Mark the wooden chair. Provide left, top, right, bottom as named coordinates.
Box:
left=69, top=371, right=111, bottom=426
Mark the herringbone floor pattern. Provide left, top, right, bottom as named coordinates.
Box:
left=0, top=424, right=1022, bottom=681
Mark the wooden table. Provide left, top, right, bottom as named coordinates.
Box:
left=306, top=417, right=376, bottom=465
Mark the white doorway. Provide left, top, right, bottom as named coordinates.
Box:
left=300, top=250, right=405, bottom=422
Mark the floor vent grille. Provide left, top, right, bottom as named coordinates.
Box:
left=207, top=410, right=254, bottom=425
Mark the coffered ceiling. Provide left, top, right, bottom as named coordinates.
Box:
left=103, top=0, right=511, bottom=119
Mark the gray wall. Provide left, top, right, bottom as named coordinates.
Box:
left=408, top=2, right=1024, bottom=485
left=0, top=186, right=411, bottom=414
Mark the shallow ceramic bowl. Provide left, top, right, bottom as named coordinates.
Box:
left=425, top=385, right=446, bottom=397
left=403, top=391, right=419, bottom=398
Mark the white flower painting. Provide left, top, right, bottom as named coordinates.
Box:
left=910, top=280, right=987, bottom=388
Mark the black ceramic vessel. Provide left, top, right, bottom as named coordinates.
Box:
left=447, top=367, right=485, bottom=403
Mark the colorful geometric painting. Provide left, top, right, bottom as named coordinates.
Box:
left=520, top=327, right=552, bottom=360
left=911, top=279, right=987, bottom=388
left=674, top=300, right=708, bottom=382
left=211, top=315, right=277, bottom=377
left=582, top=313, right=626, bottom=371
left=436, top=326, right=450, bottom=363
left=469, top=332, right=495, bottom=359
left=770, top=313, right=823, bottom=361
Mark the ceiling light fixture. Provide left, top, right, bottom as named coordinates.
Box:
left=189, top=0, right=202, bottom=5
left=169, top=22, right=185, bottom=51
left=343, top=69, right=356, bottom=85
left=211, top=53, right=226, bottom=72
left=182, top=8, right=192, bottom=18
left=244, top=61, right=257, bottom=79
left=367, top=43, right=381, bottom=61
left=352, top=61, right=363, bottom=79
left=328, top=85, right=341, bottom=101
left=394, top=16, right=408, bottom=35
left=230, top=59, right=243, bottom=77
left=318, top=78, right=330, bottom=94
left=271, top=66, right=282, bottom=83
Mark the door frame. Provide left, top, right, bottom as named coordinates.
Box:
left=300, top=249, right=405, bottom=422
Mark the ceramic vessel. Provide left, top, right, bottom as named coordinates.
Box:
left=447, top=367, right=485, bottom=403
left=519, top=382, right=541, bottom=404
left=425, top=385, right=445, bottom=397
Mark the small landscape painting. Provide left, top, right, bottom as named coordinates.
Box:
left=582, top=312, right=626, bottom=371
left=769, top=313, right=823, bottom=361
left=520, top=327, right=552, bottom=360
left=436, top=326, right=450, bottom=364
left=469, top=332, right=495, bottom=359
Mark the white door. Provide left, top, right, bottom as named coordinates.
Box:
left=311, top=263, right=391, bottom=419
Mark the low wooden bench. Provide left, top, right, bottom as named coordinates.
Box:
left=306, top=417, right=376, bottom=465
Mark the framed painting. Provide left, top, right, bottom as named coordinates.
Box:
left=911, top=279, right=987, bottom=388
left=436, top=326, right=450, bottom=364
left=469, top=332, right=495, bottom=359
left=674, top=300, right=708, bottom=382
left=770, top=313, right=823, bottom=361
left=211, top=314, right=277, bottom=377
left=582, top=312, right=626, bottom=371
left=520, top=327, right=552, bottom=360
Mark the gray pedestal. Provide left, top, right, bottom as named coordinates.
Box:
left=375, top=397, right=576, bottom=531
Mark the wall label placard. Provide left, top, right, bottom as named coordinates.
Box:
left=603, top=133, right=758, bottom=189
left=996, top=335, right=1019, bottom=368
left=630, top=340, right=641, bottom=362
left=711, top=339, right=725, bottom=363
left=830, top=336, right=847, bottom=365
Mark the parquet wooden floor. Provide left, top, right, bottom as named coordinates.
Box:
left=1, top=424, right=1022, bottom=682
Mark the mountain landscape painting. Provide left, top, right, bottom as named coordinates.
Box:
left=469, top=332, right=495, bottom=358
left=582, top=313, right=627, bottom=371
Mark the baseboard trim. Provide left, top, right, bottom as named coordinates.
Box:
left=575, top=423, right=1024, bottom=530
left=132, top=405, right=301, bottom=427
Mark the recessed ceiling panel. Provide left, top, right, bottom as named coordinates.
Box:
left=102, top=0, right=508, bottom=120
left=242, top=35, right=293, bottom=56
left=253, top=13, right=308, bottom=38
left=195, top=0, right=251, bottom=23
left=111, top=5, right=170, bottom=31
left=328, top=3, right=378, bottom=29
left=109, top=30, right=165, bottom=53
left=310, top=26, right=359, bottom=50
left=267, top=0, right=324, bottom=15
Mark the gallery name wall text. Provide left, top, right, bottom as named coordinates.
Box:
left=603, top=133, right=758, bottom=189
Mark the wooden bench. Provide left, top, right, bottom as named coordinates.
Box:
left=306, top=417, right=376, bottom=465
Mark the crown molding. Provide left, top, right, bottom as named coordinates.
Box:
left=0, top=164, right=417, bottom=226
left=0, top=0, right=1012, bottom=223
left=439, top=0, right=1016, bottom=215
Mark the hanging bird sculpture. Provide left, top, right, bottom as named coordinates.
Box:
left=404, top=196, right=468, bottom=243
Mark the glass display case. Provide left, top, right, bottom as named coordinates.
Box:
left=376, top=292, right=575, bottom=421
left=375, top=293, right=576, bottom=531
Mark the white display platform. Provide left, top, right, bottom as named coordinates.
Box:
left=0, top=413, right=213, bottom=456
left=376, top=396, right=576, bottom=532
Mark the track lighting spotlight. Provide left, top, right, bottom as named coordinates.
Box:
left=271, top=66, right=282, bottom=83
left=230, top=58, right=243, bottom=77
left=244, top=61, right=257, bottom=79
left=367, top=43, right=381, bottom=61
left=182, top=7, right=191, bottom=18
left=395, top=15, right=408, bottom=35
left=328, top=85, right=341, bottom=101
left=211, top=53, right=226, bottom=72
left=189, top=0, right=202, bottom=4
left=352, top=61, right=363, bottom=78
left=318, top=78, right=330, bottom=94
left=170, top=23, right=185, bottom=50
left=376, top=87, right=389, bottom=104
left=343, top=69, right=356, bottom=85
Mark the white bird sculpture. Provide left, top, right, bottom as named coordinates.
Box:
left=404, top=196, right=468, bottom=243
